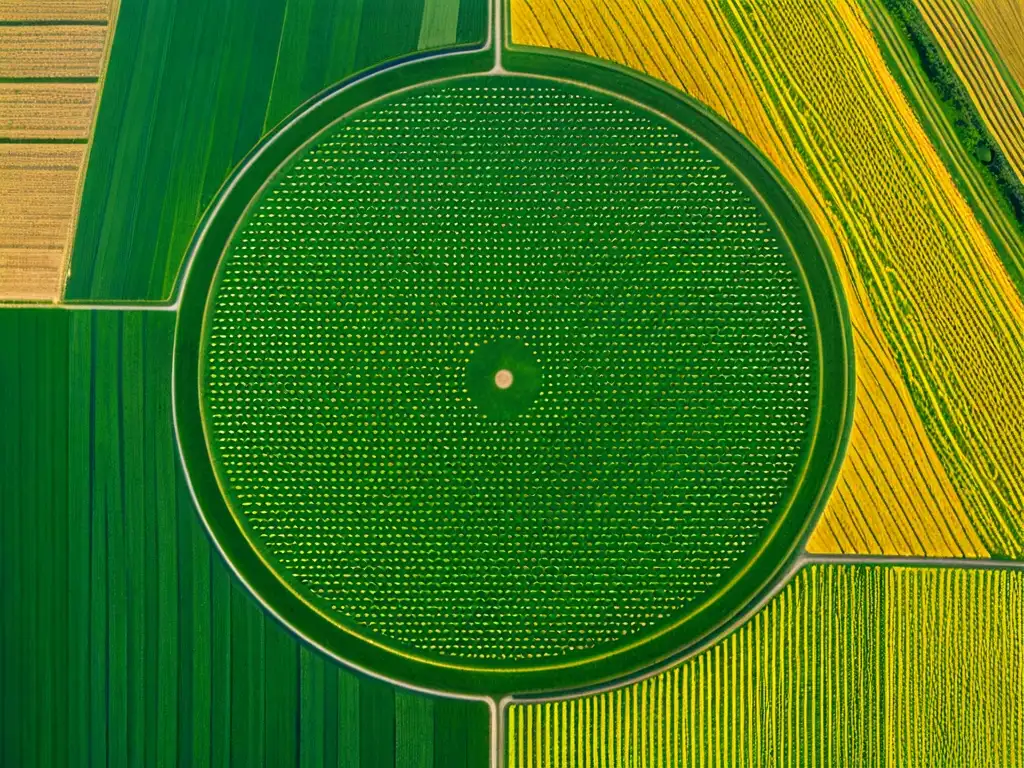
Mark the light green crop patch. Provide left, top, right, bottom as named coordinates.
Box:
left=203, top=78, right=814, bottom=662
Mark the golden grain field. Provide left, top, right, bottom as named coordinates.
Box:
left=861, top=0, right=1024, bottom=283
left=513, top=0, right=1024, bottom=559
left=0, top=83, right=97, bottom=139
left=917, top=0, right=1024, bottom=183
left=0, top=145, right=86, bottom=299
left=967, top=0, right=1024, bottom=88
left=0, top=0, right=113, bottom=21
left=0, top=1, right=118, bottom=301
left=0, top=25, right=109, bottom=79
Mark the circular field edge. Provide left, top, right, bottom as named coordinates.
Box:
left=173, top=49, right=855, bottom=697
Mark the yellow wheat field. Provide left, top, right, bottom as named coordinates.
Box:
left=0, top=145, right=86, bottom=299
left=0, top=1, right=113, bottom=21
left=918, top=0, right=1024, bottom=183
left=0, top=249, right=67, bottom=299
left=0, top=83, right=97, bottom=139
left=513, top=0, right=1024, bottom=558
left=0, top=25, right=109, bottom=79
left=0, top=1, right=119, bottom=301
left=967, top=0, right=1024, bottom=88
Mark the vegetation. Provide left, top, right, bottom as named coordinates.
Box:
left=513, top=0, right=1024, bottom=560
left=509, top=565, right=1024, bottom=766
left=65, top=0, right=487, bottom=303
left=0, top=309, right=489, bottom=766
left=881, top=0, right=1024, bottom=228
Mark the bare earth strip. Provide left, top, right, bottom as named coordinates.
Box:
left=513, top=0, right=1024, bottom=558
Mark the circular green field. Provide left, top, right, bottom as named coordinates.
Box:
left=175, top=53, right=852, bottom=696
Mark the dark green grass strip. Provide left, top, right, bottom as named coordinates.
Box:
left=396, top=693, right=434, bottom=768
left=66, top=0, right=487, bottom=303
left=0, top=20, right=108, bottom=27
left=880, top=0, right=1024, bottom=235
left=457, top=0, right=488, bottom=45
left=0, top=137, right=88, bottom=143
left=0, top=309, right=491, bottom=767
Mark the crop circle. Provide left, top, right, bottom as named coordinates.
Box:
left=175, top=54, right=852, bottom=696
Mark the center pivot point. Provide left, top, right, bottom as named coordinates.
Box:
left=466, top=338, right=542, bottom=420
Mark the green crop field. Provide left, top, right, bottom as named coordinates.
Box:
left=65, top=0, right=486, bottom=302
left=0, top=309, right=490, bottom=767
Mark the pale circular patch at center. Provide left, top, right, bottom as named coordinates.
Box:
left=494, top=369, right=514, bottom=390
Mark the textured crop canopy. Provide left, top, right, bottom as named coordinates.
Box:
left=174, top=54, right=851, bottom=696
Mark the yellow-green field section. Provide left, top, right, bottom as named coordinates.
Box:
left=966, top=0, right=1024, bottom=88
left=507, top=565, right=1024, bottom=767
